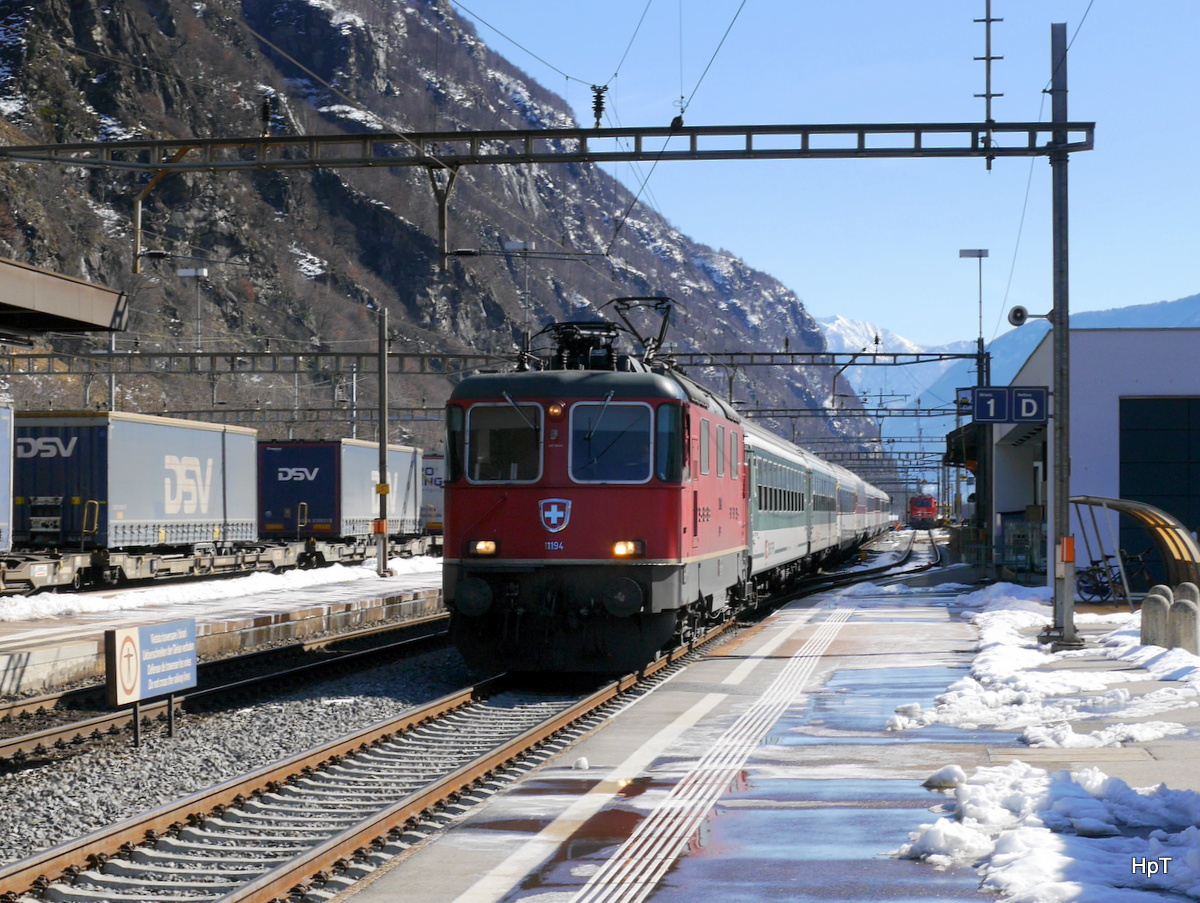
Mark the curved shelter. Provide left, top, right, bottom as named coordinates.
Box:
left=1071, top=495, right=1200, bottom=589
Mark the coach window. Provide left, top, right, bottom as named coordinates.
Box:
left=466, top=403, right=542, bottom=482
left=656, top=403, right=684, bottom=482
left=571, top=401, right=652, bottom=483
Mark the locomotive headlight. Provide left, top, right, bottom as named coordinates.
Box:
left=612, top=540, right=645, bottom=558
left=469, top=539, right=498, bottom=556
left=548, top=401, right=566, bottom=420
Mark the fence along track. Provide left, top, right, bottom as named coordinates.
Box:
left=0, top=622, right=732, bottom=903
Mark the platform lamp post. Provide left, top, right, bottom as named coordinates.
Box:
left=959, top=249, right=991, bottom=563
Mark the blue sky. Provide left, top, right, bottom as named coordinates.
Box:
left=447, top=1, right=1200, bottom=347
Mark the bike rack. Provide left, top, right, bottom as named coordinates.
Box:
left=1071, top=497, right=1133, bottom=609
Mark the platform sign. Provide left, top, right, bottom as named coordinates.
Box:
left=105, top=618, right=197, bottom=707
left=1011, top=387, right=1049, bottom=423
left=972, top=388, right=1010, bottom=423
left=971, top=387, right=1049, bottom=425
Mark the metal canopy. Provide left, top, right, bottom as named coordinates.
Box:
left=1071, top=495, right=1200, bottom=589
left=0, top=258, right=126, bottom=337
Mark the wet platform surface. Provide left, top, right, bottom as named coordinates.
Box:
left=349, top=582, right=1007, bottom=902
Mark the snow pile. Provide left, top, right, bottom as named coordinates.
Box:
left=0, top=556, right=441, bottom=622
left=897, top=761, right=1200, bottom=901
left=885, top=583, right=1199, bottom=741
left=891, top=583, right=1200, bottom=900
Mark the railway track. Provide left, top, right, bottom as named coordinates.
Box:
left=0, top=622, right=731, bottom=903
left=0, top=613, right=449, bottom=771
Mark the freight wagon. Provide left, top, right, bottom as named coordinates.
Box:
left=0, top=413, right=434, bottom=594
left=0, top=405, right=11, bottom=554
left=15, top=411, right=257, bottom=548
left=258, top=440, right=423, bottom=541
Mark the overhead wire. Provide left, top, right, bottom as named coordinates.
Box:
left=448, top=1, right=591, bottom=87
left=606, top=0, right=750, bottom=250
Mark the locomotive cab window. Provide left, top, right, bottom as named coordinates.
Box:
left=465, top=403, right=542, bottom=482
left=571, top=401, right=652, bottom=483
left=656, top=403, right=684, bottom=483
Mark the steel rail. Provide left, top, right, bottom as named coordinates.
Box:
left=0, top=613, right=449, bottom=766
left=0, top=678, right=496, bottom=901
left=0, top=620, right=732, bottom=902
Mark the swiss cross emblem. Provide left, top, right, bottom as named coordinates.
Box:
left=539, top=498, right=571, bottom=533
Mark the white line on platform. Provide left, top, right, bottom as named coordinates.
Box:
left=573, top=603, right=855, bottom=903
left=451, top=692, right=727, bottom=903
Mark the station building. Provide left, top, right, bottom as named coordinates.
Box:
left=954, top=327, right=1200, bottom=586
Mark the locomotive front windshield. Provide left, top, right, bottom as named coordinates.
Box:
left=465, top=403, right=542, bottom=482
left=570, top=401, right=652, bottom=483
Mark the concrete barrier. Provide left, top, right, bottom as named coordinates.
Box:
left=1150, top=584, right=1174, bottom=603
left=1175, top=582, right=1200, bottom=605
left=1141, top=592, right=1172, bottom=648
left=1169, top=597, right=1200, bottom=655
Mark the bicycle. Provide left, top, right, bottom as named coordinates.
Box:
left=1076, top=548, right=1153, bottom=603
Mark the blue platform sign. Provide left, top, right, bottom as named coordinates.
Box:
left=1011, top=387, right=1049, bottom=423
left=106, top=618, right=198, bottom=706
left=970, top=387, right=1049, bottom=425
left=973, top=388, right=1010, bottom=423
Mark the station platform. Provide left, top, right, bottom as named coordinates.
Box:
left=0, top=559, right=443, bottom=697
left=341, top=576, right=1200, bottom=903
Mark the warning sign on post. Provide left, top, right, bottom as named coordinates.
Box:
left=105, top=619, right=198, bottom=707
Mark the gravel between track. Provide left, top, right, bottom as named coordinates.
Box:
left=0, top=647, right=472, bottom=865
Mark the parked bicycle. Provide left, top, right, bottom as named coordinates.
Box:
left=1076, top=548, right=1153, bottom=603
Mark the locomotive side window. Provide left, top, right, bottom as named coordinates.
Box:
left=700, top=419, right=710, bottom=475
left=570, top=402, right=652, bottom=483
left=446, top=405, right=465, bottom=482
left=655, top=403, right=684, bottom=483
left=466, top=403, right=542, bottom=482
left=729, top=432, right=739, bottom=479
left=716, top=425, right=725, bottom=477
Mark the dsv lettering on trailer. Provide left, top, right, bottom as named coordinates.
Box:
left=277, top=467, right=319, bottom=481
left=16, top=437, right=78, bottom=458
left=164, top=455, right=214, bottom=515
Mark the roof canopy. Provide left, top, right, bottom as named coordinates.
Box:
left=1071, top=495, right=1200, bottom=588
left=0, top=257, right=126, bottom=339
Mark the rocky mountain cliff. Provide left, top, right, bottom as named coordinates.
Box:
left=0, top=0, right=873, bottom=452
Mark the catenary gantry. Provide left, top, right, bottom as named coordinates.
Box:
left=0, top=121, right=1093, bottom=272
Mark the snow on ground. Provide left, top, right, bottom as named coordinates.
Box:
left=890, top=582, right=1200, bottom=901
left=0, top=556, right=442, bottom=622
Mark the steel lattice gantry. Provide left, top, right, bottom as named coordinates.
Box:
left=0, top=121, right=1093, bottom=271
left=0, top=349, right=505, bottom=377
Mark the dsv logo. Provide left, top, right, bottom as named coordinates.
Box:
left=17, top=437, right=78, bottom=458
left=164, top=456, right=214, bottom=515
left=277, top=467, right=319, bottom=481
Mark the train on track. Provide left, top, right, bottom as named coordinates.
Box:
left=0, top=410, right=439, bottom=594
left=443, top=300, right=893, bottom=673
left=908, top=494, right=938, bottom=529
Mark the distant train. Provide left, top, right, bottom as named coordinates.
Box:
left=908, top=494, right=937, bottom=529
left=0, top=410, right=434, bottom=594
left=443, top=303, right=892, bottom=673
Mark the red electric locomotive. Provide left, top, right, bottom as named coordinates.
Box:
left=444, top=306, right=749, bottom=672
left=909, top=494, right=937, bottom=529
